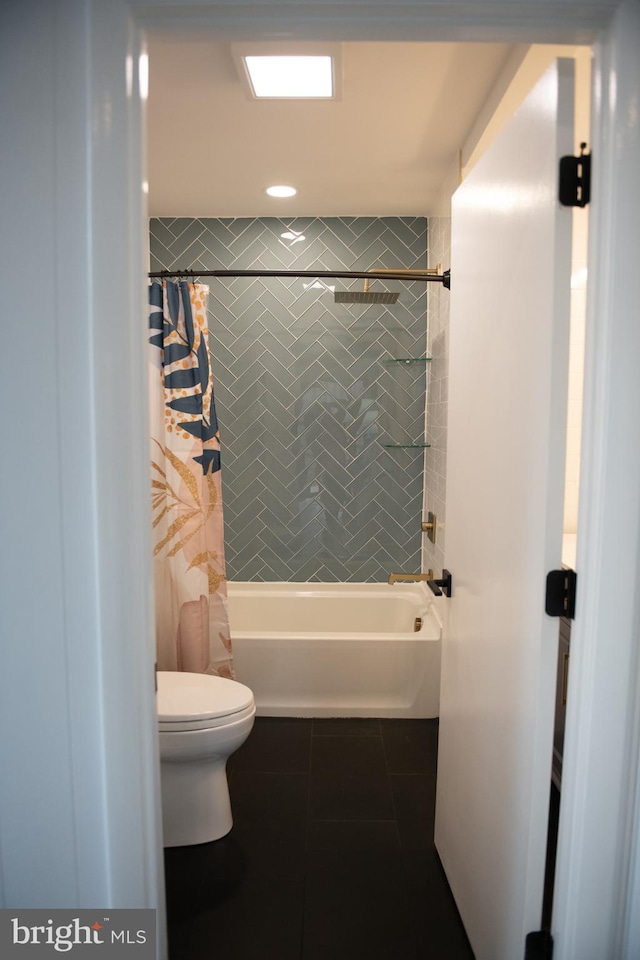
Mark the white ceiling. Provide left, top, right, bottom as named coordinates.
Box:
left=147, top=40, right=516, bottom=218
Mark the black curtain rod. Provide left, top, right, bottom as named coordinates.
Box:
left=148, top=268, right=451, bottom=288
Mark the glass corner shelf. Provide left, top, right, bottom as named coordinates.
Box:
left=384, top=356, right=433, bottom=365
left=381, top=442, right=431, bottom=449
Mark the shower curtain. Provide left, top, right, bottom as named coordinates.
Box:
left=148, top=280, right=234, bottom=678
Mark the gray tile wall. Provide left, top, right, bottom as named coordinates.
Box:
left=150, top=217, right=428, bottom=582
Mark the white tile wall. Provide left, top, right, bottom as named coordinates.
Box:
left=422, top=217, right=451, bottom=576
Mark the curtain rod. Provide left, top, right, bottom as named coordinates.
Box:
left=148, top=268, right=451, bottom=288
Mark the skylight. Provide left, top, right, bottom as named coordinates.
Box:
left=243, top=56, right=334, bottom=99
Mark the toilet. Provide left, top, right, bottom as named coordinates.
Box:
left=157, top=670, right=255, bottom=847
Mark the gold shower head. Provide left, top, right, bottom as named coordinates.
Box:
left=333, top=266, right=442, bottom=305
left=334, top=289, right=399, bottom=304
left=334, top=277, right=399, bottom=304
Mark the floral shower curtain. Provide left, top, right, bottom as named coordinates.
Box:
left=148, top=280, right=234, bottom=678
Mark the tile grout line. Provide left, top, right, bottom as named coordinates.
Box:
left=299, top=721, right=314, bottom=960
left=380, top=721, right=424, bottom=951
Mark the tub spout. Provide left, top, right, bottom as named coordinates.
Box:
left=388, top=570, right=434, bottom=585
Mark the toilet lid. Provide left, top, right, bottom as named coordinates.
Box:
left=157, top=671, right=254, bottom=723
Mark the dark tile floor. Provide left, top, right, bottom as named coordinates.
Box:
left=164, top=717, right=474, bottom=960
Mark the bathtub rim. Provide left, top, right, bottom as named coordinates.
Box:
left=227, top=580, right=436, bottom=597
left=230, top=626, right=441, bottom=643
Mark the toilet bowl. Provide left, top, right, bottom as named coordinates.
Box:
left=157, top=670, right=255, bottom=847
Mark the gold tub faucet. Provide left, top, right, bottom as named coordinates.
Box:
left=388, top=570, right=434, bottom=585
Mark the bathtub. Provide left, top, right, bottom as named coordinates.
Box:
left=227, top=581, right=442, bottom=718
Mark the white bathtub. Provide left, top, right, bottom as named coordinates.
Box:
left=227, top=582, right=442, bottom=718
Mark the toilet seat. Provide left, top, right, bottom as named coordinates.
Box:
left=159, top=702, right=256, bottom=732
left=157, top=671, right=255, bottom=732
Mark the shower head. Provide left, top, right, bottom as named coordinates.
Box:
left=334, top=289, right=399, bottom=304
left=331, top=265, right=443, bottom=304
left=334, top=277, right=399, bottom=304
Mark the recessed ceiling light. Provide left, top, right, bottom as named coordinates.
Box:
left=244, top=56, right=333, bottom=99
left=266, top=185, right=297, bottom=198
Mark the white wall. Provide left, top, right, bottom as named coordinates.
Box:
left=0, top=0, right=164, bottom=926
left=564, top=208, right=589, bottom=543
left=0, top=0, right=95, bottom=905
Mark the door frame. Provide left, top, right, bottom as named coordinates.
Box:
left=130, top=5, right=640, bottom=953
left=19, top=1, right=639, bottom=958
left=550, top=6, right=640, bottom=956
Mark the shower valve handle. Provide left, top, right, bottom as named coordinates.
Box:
left=427, top=570, right=452, bottom=598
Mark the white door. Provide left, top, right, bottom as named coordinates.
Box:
left=434, top=59, right=575, bottom=960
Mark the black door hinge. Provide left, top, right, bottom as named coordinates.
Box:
left=525, top=930, right=553, bottom=959
left=545, top=569, right=577, bottom=619
left=559, top=143, right=591, bottom=207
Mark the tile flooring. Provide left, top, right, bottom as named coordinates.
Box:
left=164, top=717, right=474, bottom=959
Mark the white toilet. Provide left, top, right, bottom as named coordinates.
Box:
left=157, top=670, right=255, bottom=847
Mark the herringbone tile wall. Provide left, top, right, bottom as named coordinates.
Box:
left=149, top=217, right=429, bottom=581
